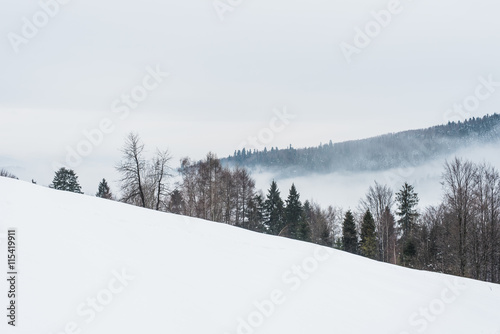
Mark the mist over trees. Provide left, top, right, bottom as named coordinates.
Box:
left=112, top=133, right=500, bottom=284
left=175, top=156, right=500, bottom=283
left=15, top=130, right=497, bottom=285
left=224, top=114, right=500, bottom=176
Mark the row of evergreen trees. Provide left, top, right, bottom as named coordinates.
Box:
left=225, top=114, right=500, bottom=175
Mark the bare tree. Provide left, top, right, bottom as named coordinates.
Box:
left=325, top=205, right=343, bottom=248
left=471, top=163, right=500, bottom=281
left=442, top=157, right=477, bottom=277
left=176, top=154, right=258, bottom=228
left=116, top=133, right=173, bottom=211
left=149, top=149, right=172, bottom=210
left=360, top=181, right=394, bottom=261
left=234, top=167, right=255, bottom=228
left=380, top=206, right=396, bottom=264
left=304, top=200, right=333, bottom=246
left=116, top=133, right=147, bottom=207
left=178, top=157, right=198, bottom=217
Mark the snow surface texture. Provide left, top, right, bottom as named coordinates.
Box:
left=0, top=177, right=499, bottom=334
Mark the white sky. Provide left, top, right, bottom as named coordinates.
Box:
left=1, top=0, right=500, bottom=198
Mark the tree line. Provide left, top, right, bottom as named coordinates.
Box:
left=6, top=132, right=498, bottom=284
left=340, top=158, right=500, bottom=284
left=224, top=114, right=500, bottom=176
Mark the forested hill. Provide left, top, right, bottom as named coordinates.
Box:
left=223, top=114, right=500, bottom=174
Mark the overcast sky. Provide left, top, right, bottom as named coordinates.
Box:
left=1, top=0, right=500, bottom=194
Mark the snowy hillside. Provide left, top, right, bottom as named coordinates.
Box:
left=1, top=177, right=499, bottom=334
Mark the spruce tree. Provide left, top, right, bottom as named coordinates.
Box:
left=51, top=168, right=82, bottom=194
left=96, top=178, right=113, bottom=199
left=360, top=210, right=378, bottom=259
left=302, top=200, right=315, bottom=243
left=395, top=182, right=419, bottom=266
left=342, top=210, right=358, bottom=254
left=247, top=194, right=266, bottom=233
left=284, top=184, right=309, bottom=241
left=396, top=183, right=419, bottom=238
left=264, top=181, right=285, bottom=235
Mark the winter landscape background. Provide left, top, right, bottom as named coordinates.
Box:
left=1, top=0, right=500, bottom=332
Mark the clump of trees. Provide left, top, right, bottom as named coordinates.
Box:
left=0, top=169, right=18, bottom=179
left=175, top=152, right=258, bottom=228
left=339, top=157, right=500, bottom=284
left=421, top=158, right=500, bottom=282
left=111, top=134, right=339, bottom=243
left=175, top=154, right=321, bottom=242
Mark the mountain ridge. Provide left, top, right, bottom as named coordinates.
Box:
left=224, top=114, right=500, bottom=175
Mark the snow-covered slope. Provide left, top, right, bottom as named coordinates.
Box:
left=1, top=177, right=499, bottom=334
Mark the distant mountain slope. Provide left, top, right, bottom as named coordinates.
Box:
left=224, top=114, right=500, bottom=174
left=1, top=177, right=500, bottom=333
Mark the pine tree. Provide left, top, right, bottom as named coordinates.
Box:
left=396, top=182, right=419, bottom=266
left=302, top=200, right=315, bottom=242
left=360, top=210, right=377, bottom=259
left=51, top=168, right=82, bottom=193
left=96, top=178, right=113, bottom=199
left=396, top=183, right=419, bottom=238
left=247, top=194, right=266, bottom=232
left=342, top=210, right=358, bottom=254
left=264, top=181, right=285, bottom=235
left=284, top=184, right=310, bottom=241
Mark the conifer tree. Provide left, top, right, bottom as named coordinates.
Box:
left=51, top=168, right=82, bottom=193
left=284, top=184, right=310, bottom=241
left=264, top=180, right=285, bottom=235
left=396, top=182, right=419, bottom=266
left=96, top=178, right=113, bottom=199
left=360, top=210, right=377, bottom=259
left=396, top=183, right=419, bottom=238
left=342, top=210, right=358, bottom=254
left=247, top=194, right=266, bottom=232
left=285, top=184, right=302, bottom=237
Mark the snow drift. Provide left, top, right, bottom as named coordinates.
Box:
left=0, top=177, right=499, bottom=334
